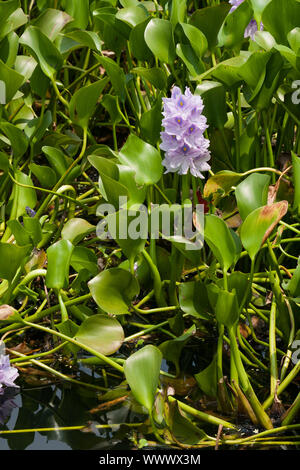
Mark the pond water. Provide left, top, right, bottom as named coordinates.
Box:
left=0, top=363, right=142, bottom=450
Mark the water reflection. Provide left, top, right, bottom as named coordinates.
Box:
left=0, top=388, right=19, bottom=426
left=0, top=363, right=141, bottom=450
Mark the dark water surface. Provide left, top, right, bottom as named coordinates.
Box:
left=0, top=362, right=140, bottom=450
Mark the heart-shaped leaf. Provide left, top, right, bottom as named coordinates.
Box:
left=46, top=239, right=74, bottom=290
left=88, top=268, right=139, bottom=314
left=118, top=134, right=163, bottom=185
left=204, top=214, right=237, bottom=272
left=19, top=26, right=63, bottom=79
left=124, top=344, right=162, bottom=412
left=69, top=78, right=109, bottom=129
left=61, top=218, right=95, bottom=245
left=235, top=173, right=271, bottom=220
left=240, top=201, right=289, bottom=260
left=75, top=314, right=124, bottom=356
left=144, top=18, right=176, bottom=64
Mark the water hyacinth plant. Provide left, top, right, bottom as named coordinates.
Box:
left=0, top=343, right=18, bottom=394
left=0, top=0, right=299, bottom=452
left=229, top=0, right=263, bottom=39
left=160, top=86, right=211, bottom=178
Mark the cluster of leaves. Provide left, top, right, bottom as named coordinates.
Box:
left=0, top=0, right=300, bottom=449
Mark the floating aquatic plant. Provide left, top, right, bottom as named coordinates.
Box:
left=160, top=86, right=211, bottom=178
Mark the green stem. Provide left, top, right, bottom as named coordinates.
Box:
left=269, top=298, right=278, bottom=397
left=281, top=392, right=300, bottom=425
left=263, top=360, right=300, bottom=410
left=168, top=396, right=235, bottom=429
left=9, top=348, right=107, bottom=391
left=142, top=249, right=166, bottom=307
left=228, top=325, right=273, bottom=430
left=58, top=290, right=68, bottom=322
left=35, top=127, right=87, bottom=218
left=20, top=319, right=124, bottom=373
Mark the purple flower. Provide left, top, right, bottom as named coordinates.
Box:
left=25, top=206, right=36, bottom=218
left=0, top=351, right=19, bottom=394
left=160, top=87, right=211, bottom=179
left=229, top=0, right=263, bottom=40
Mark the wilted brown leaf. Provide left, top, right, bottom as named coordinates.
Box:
left=0, top=305, right=16, bottom=320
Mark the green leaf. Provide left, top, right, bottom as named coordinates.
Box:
left=195, top=354, right=218, bottom=398
left=262, top=0, right=300, bottom=46
left=88, top=268, right=139, bottom=314
left=215, top=288, right=239, bottom=328
left=97, top=56, right=126, bottom=102
left=63, top=0, right=90, bottom=29
left=102, top=95, right=123, bottom=124
left=216, top=271, right=251, bottom=308
left=118, top=134, right=162, bottom=185
left=7, top=220, right=31, bottom=246
left=0, top=4, right=27, bottom=43
left=116, top=5, right=149, bottom=30
left=248, top=51, right=284, bottom=111
left=88, top=154, right=146, bottom=209
left=208, top=51, right=270, bottom=90
left=46, top=239, right=74, bottom=290
left=131, top=67, right=167, bottom=90
left=140, top=93, right=163, bottom=145
left=0, top=60, right=24, bottom=103
left=249, top=0, right=272, bottom=22
left=30, top=64, right=50, bottom=98
left=42, top=146, right=80, bottom=182
left=61, top=218, right=95, bottom=245
left=61, top=30, right=102, bottom=52
left=189, top=4, right=231, bottom=51
left=203, top=170, right=242, bottom=203
left=195, top=81, right=227, bottom=129
left=0, top=121, right=28, bottom=161
left=23, top=217, right=42, bottom=246
left=0, top=0, right=19, bottom=25
left=176, top=43, right=205, bottom=77
left=235, top=173, right=271, bottom=220
left=292, top=151, right=300, bottom=215
left=75, top=314, right=124, bottom=356
left=218, top=0, right=253, bottom=48
left=69, top=78, right=109, bottom=129
left=168, top=401, right=207, bottom=445
left=283, top=257, right=300, bottom=298
left=240, top=201, right=289, bottom=260
left=129, top=18, right=153, bottom=61
left=288, top=28, right=300, bottom=55
left=10, top=170, right=37, bottom=220
left=19, top=26, right=63, bottom=79
left=0, top=243, right=30, bottom=281
left=70, top=246, right=98, bottom=276
left=179, top=281, right=211, bottom=320
left=56, top=319, right=79, bottom=355
left=124, top=344, right=162, bottom=412
left=204, top=214, right=237, bottom=272
left=178, top=22, right=208, bottom=58
left=29, top=163, right=57, bottom=189
left=170, top=0, right=187, bottom=27
left=144, top=19, right=176, bottom=64
left=106, top=208, right=148, bottom=264
left=0, top=31, right=19, bottom=68
left=31, top=8, right=73, bottom=41
left=98, top=172, right=129, bottom=208
left=159, top=325, right=196, bottom=376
